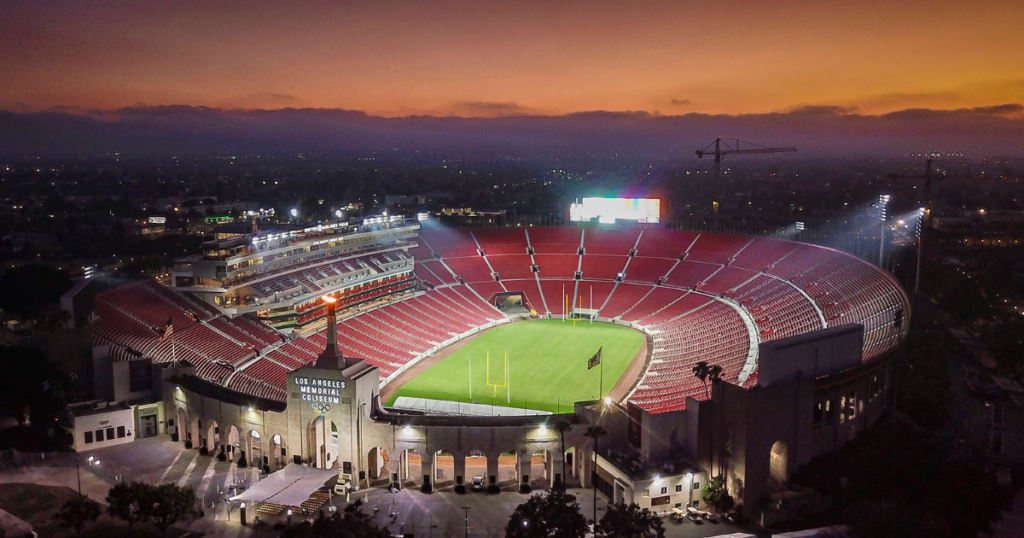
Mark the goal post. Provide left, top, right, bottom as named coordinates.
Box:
left=486, top=350, right=509, bottom=401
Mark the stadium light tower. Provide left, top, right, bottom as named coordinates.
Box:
left=915, top=207, right=926, bottom=294
left=878, top=195, right=891, bottom=267
left=795, top=221, right=805, bottom=242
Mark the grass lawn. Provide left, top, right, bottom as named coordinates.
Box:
left=386, top=319, right=644, bottom=413
left=0, top=483, right=83, bottom=530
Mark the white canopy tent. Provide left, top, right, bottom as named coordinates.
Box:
left=230, top=463, right=336, bottom=507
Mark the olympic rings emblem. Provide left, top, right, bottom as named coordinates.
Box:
left=311, top=403, right=332, bottom=413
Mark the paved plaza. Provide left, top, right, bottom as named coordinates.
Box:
left=1, top=436, right=755, bottom=538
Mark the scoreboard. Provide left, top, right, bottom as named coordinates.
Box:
left=569, top=197, right=661, bottom=224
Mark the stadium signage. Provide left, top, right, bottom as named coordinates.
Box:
left=295, top=376, right=345, bottom=404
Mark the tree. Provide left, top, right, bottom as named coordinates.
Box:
left=505, top=489, right=588, bottom=538
left=701, top=474, right=727, bottom=508
left=143, top=483, right=198, bottom=536
left=106, top=481, right=148, bottom=529
left=553, top=419, right=573, bottom=489
left=54, top=496, right=101, bottom=536
left=692, top=361, right=724, bottom=400
left=594, top=502, right=665, bottom=538
left=0, top=264, right=73, bottom=320
left=280, top=501, right=390, bottom=538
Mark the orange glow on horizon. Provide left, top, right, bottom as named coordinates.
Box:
left=1, top=1, right=1022, bottom=116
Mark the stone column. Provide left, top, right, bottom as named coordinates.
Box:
left=453, top=452, right=467, bottom=487
left=487, top=452, right=500, bottom=487
left=420, top=450, right=434, bottom=492
left=548, top=451, right=563, bottom=488
left=518, top=450, right=532, bottom=488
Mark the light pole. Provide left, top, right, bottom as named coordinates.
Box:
left=878, top=194, right=891, bottom=268
left=461, top=506, right=470, bottom=538
left=795, top=221, right=805, bottom=242
left=915, top=207, right=926, bottom=294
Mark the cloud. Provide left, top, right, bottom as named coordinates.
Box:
left=968, top=103, right=1024, bottom=116
left=670, top=99, right=692, bottom=107
left=783, top=105, right=858, bottom=116
left=2, top=103, right=1022, bottom=158
left=881, top=103, right=1024, bottom=120
left=448, top=101, right=533, bottom=117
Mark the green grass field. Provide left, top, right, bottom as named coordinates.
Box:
left=386, top=320, right=644, bottom=413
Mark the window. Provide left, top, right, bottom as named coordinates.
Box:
left=693, top=482, right=700, bottom=490
left=660, top=487, right=667, bottom=495
left=813, top=401, right=823, bottom=425
left=84, top=431, right=93, bottom=444
left=825, top=398, right=834, bottom=423
left=106, top=427, right=115, bottom=440
left=117, top=426, right=126, bottom=438
left=95, top=429, right=104, bottom=442
left=675, top=484, right=683, bottom=492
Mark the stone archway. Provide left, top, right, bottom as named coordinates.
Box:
left=175, top=408, right=186, bottom=442
left=205, top=420, right=219, bottom=453
left=272, top=434, right=285, bottom=468
left=308, top=416, right=337, bottom=469
left=227, top=426, right=240, bottom=460
left=465, top=450, right=487, bottom=489
left=367, top=447, right=390, bottom=482
left=249, top=430, right=263, bottom=468
left=433, top=450, right=454, bottom=489
left=769, top=441, right=788, bottom=492
left=400, top=448, right=422, bottom=488
left=532, top=448, right=553, bottom=489
left=497, top=449, right=519, bottom=488
left=564, top=446, right=580, bottom=487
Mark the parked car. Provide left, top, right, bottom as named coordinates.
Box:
left=471, top=476, right=485, bottom=491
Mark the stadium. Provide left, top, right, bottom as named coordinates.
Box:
left=77, top=208, right=910, bottom=521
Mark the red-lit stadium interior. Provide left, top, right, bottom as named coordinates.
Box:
left=92, top=227, right=910, bottom=414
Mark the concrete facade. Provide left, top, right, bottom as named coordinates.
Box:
left=145, top=322, right=897, bottom=523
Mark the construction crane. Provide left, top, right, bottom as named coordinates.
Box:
left=886, top=158, right=979, bottom=209
left=887, top=158, right=985, bottom=295
left=696, top=138, right=798, bottom=183
left=696, top=138, right=797, bottom=219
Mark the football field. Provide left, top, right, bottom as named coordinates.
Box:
left=385, top=319, right=645, bottom=413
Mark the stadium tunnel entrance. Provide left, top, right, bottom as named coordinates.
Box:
left=205, top=420, right=219, bottom=453
left=489, top=291, right=537, bottom=316
left=227, top=425, right=239, bottom=460
left=367, top=446, right=389, bottom=485
left=400, top=448, right=422, bottom=489
left=308, top=416, right=338, bottom=469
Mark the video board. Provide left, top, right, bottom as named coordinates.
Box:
left=569, top=197, right=660, bottom=224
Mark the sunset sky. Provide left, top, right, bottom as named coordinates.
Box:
left=2, top=0, right=1022, bottom=117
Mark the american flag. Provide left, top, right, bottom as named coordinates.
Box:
left=160, top=316, right=173, bottom=342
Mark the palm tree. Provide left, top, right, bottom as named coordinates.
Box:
left=584, top=424, right=608, bottom=524
left=692, top=361, right=711, bottom=399
left=693, top=361, right=724, bottom=400
left=554, top=419, right=573, bottom=489
left=709, top=364, right=724, bottom=384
